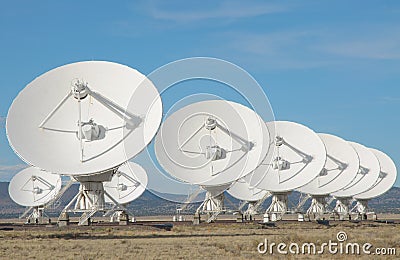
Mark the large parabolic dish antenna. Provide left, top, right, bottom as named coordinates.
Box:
left=155, top=100, right=270, bottom=186
left=332, top=142, right=381, bottom=198
left=354, top=148, right=397, bottom=200
left=297, top=133, right=360, bottom=195
left=9, top=167, right=62, bottom=207
left=249, top=121, right=327, bottom=192
left=6, top=61, right=162, bottom=175
left=104, top=162, right=148, bottom=205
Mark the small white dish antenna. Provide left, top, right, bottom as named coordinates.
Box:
left=155, top=100, right=270, bottom=187
left=332, top=142, right=381, bottom=198
left=228, top=175, right=271, bottom=219
left=104, top=162, right=148, bottom=205
left=228, top=176, right=269, bottom=202
left=6, top=61, right=162, bottom=176
left=354, top=148, right=397, bottom=200
left=297, top=133, right=360, bottom=195
left=250, top=121, right=327, bottom=192
left=9, top=167, right=62, bottom=207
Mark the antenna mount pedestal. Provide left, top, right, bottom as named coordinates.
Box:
left=22, top=206, right=49, bottom=224
left=60, top=170, right=120, bottom=225
left=306, top=195, right=329, bottom=220
left=264, top=192, right=290, bottom=222
left=334, top=197, right=353, bottom=220
left=195, top=184, right=230, bottom=223
left=243, top=201, right=258, bottom=220
left=351, top=199, right=372, bottom=220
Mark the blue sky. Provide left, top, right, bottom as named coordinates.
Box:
left=1, top=1, right=399, bottom=187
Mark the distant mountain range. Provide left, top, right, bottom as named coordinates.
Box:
left=0, top=182, right=399, bottom=218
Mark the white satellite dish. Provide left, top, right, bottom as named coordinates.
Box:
left=9, top=167, right=61, bottom=223
left=250, top=121, right=327, bottom=192
left=332, top=142, right=381, bottom=218
left=228, top=176, right=269, bottom=202
left=6, top=61, right=162, bottom=225
left=249, top=121, right=327, bottom=221
left=104, top=162, right=148, bottom=205
left=155, top=100, right=270, bottom=186
left=9, top=167, right=62, bottom=207
left=353, top=148, right=397, bottom=215
left=155, top=100, right=270, bottom=222
left=332, top=142, right=381, bottom=197
left=296, top=133, right=360, bottom=217
left=6, top=61, right=162, bottom=175
left=227, top=175, right=271, bottom=219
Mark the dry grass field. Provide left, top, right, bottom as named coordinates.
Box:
left=0, top=219, right=399, bottom=259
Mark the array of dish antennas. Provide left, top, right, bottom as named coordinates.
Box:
left=6, top=61, right=159, bottom=225
left=6, top=60, right=397, bottom=225
left=155, top=100, right=396, bottom=223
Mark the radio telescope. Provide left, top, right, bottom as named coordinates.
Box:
left=249, top=121, right=327, bottom=221
left=6, top=61, right=162, bottom=225
left=352, top=148, right=397, bottom=217
left=332, top=142, right=381, bottom=219
left=227, top=175, right=270, bottom=220
left=103, top=162, right=148, bottom=222
left=155, top=100, right=270, bottom=222
left=296, top=133, right=360, bottom=218
left=9, top=167, right=62, bottom=224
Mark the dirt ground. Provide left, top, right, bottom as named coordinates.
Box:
left=0, top=219, right=399, bottom=259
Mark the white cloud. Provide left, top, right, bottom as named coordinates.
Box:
left=218, top=30, right=333, bottom=70
left=228, top=31, right=313, bottom=55
left=112, top=1, right=292, bottom=38
left=148, top=1, right=290, bottom=22
left=319, top=39, right=400, bottom=60
left=380, top=96, right=400, bottom=103
left=214, top=23, right=400, bottom=71
left=313, top=24, right=400, bottom=60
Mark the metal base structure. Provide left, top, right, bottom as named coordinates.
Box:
left=264, top=192, right=289, bottom=222
left=108, top=210, right=131, bottom=225
left=195, top=184, right=230, bottom=223
left=297, top=213, right=308, bottom=222
left=21, top=206, right=50, bottom=224
left=334, top=197, right=353, bottom=220
left=174, top=188, right=202, bottom=222
left=173, top=206, right=186, bottom=222
left=306, top=195, right=329, bottom=220
left=243, top=201, right=258, bottom=220
left=172, top=215, right=185, bottom=222
left=200, top=192, right=225, bottom=223
left=109, top=209, right=135, bottom=223
left=353, top=199, right=370, bottom=215
left=350, top=199, right=373, bottom=221
left=60, top=170, right=134, bottom=225
left=241, top=192, right=272, bottom=221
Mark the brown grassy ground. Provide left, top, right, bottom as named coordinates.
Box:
left=0, top=220, right=399, bottom=259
